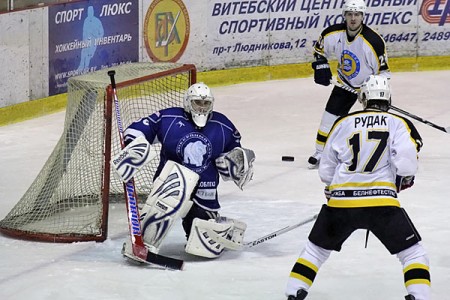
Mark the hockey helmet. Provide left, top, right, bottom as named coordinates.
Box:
left=360, top=75, right=391, bottom=111
left=183, top=82, right=214, bottom=127
left=342, top=0, right=367, bottom=17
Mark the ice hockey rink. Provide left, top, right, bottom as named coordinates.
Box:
left=0, top=70, right=449, bottom=300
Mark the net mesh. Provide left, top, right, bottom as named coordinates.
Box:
left=0, top=62, right=196, bottom=242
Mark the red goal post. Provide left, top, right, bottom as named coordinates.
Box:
left=0, top=62, right=197, bottom=243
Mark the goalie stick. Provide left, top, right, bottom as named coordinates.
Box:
left=108, top=70, right=184, bottom=271
left=331, top=79, right=450, bottom=134
left=207, top=214, right=318, bottom=251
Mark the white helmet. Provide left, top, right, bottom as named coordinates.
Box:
left=183, top=82, right=214, bottom=127
left=342, top=0, right=367, bottom=17
left=360, top=75, right=391, bottom=111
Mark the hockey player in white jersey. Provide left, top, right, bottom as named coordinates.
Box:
left=308, top=0, right=391, bottom=168
left=285, top=75, right=430, bottom=300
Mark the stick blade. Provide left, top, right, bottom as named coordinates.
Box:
left=145, top=251, right=184, bottom=270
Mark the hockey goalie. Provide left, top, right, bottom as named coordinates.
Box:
left=112, top=82, right=255, bottom=260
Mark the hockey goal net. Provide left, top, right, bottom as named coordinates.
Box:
left=0, top=62, right=197, bottom=242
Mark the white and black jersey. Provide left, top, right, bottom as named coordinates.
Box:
left=314, top=23, right=390, bottom=88
left=319, top=109, right=422, bottom=208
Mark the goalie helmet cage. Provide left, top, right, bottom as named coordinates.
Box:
left=0, top=62, right=197, bottom=243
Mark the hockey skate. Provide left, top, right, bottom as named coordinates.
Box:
left=287, top=289, right=308, bottom=300
left=404, top=295, right=415, bottom=300
left=307, top=151, right=321, bottom=169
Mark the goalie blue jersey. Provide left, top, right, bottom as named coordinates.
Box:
left=124, top=107, right=242, bottom=211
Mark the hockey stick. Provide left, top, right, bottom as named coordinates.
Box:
left=243, top=214, right=317, bottom=249
left=157, top=11, right=180, bottom=47
left=331, top=79, right=450, bottom=134
left=388, top=105, right=449, bottom=134
left=330, top=79, right=359, bottom=95
left=108, top=70, right=184, bottom=270
left=207, top=214, right=318, bottom=250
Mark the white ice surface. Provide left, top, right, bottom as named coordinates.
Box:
left=1, top=71, right=449, bottom=300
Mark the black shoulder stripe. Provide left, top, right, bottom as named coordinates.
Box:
left=321, top=23, right=346, bottom=36
left=315, top=23, right=346, bottom=54
left=389, top=112, right=423, bottom=150
left=396, top=114, right=422, bottom=140
left=361, top=24, right=386, bottom=57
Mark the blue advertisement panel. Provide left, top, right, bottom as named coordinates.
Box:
left=49, top=0, right=139, bottom=95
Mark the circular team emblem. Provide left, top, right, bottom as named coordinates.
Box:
left=144, top=0, right=190, bottom=62
left=176, top=133, right=212, bottom=173
left=340, top=50, right=360, bottom=79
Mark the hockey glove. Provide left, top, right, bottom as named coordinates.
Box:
left=395, top=175, right=415, bottom=192
left=312, top=57, right=332, bottom=86
left=324, top=186, right=331, bottom=200
left=215, top=147, right=255, bottom=190
left=111, top=136, right=157, bottom=183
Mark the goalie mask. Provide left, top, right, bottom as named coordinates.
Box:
left=342, top=0, right=367, bottom=17
left=360, top=75, right=391, bottom=112
left=184, top=82, right=214, bottom=128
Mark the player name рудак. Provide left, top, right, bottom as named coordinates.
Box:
left=354, top=115, right=387, bottom=128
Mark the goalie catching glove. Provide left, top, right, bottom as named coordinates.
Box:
left=111, top=136, right=157, bottom=183
left=215, top=147, right=255, bottom=190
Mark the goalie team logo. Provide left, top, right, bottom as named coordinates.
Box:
left=144, top=0, right=190, bottom=62
left=176, top=133, right=212, bottom=173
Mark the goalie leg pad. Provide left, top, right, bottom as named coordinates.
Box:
left=111, top=135, right=158, bottom=183
left=208, top=216, right=247, bottom=250
left=215, top=147, right=255, bottom=190
left=182, top=203, right=219, bottom=238
left=227, top=217, right=247, bottom=246
left=140, top=161, right=199, bottom=250
left=185, top=218, right=230, bottom=258
left=185, top=217, right=247, bottom=256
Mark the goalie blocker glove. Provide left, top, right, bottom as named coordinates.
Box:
left=311, top=55, right=332, bottom=86
left=111, top=136, right=157, bottom=183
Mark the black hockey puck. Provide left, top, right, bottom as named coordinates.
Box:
left=282, top=156, right=295, bottom=162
